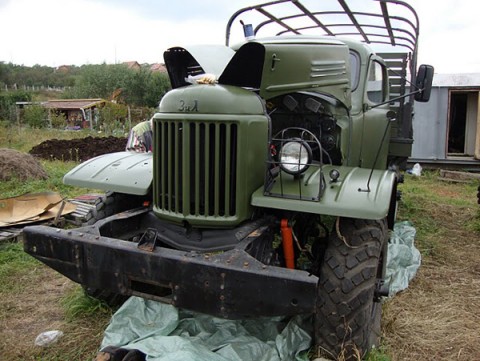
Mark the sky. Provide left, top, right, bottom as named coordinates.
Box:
left=0, top=0, right=478, bottom=74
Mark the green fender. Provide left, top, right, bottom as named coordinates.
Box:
left=63, top=151, right=152, bottom=196
left=251, top=166, right=396, bottom=220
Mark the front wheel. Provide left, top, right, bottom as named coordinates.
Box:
left=315, top=218, right=387, bottom=360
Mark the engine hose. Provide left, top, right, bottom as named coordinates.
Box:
left=280, top=219, right=295, bottom=269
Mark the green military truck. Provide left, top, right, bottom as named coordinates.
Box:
left=24, top=0, right=433, bottom=359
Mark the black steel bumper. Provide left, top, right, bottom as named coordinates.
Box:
left=23, top=209, right=318, bottom=319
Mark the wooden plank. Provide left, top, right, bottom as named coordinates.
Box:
left=439, top=170, right=480, bottom=182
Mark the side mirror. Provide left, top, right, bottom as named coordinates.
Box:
left=414, top=64, right=434, bottom=102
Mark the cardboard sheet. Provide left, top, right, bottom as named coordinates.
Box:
left=0, top=192, right=76, bottom=227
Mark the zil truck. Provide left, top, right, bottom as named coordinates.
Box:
left=23, top=0, right=433, bottom=359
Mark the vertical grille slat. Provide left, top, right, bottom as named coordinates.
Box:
left=214, top=124, right=220, bottom=216
left=204, top=124, right=211, bottom=216
left=174, top=122, right=182, bottom=213
left=155, top=119, right=238, bottom=219
left=160, top=122, right=167, bottom=209
left=194, top=122, right=200, bottom=216
left=224, top=125, right=231, bottom=216
left=229, top=125, right=238, bottom=216
left=181, top=122, right=189, bottom=214
left=167, top=122, right=173, bottom=211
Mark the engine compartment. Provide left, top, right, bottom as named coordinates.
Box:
left=266, top=92, right=343, bottom=166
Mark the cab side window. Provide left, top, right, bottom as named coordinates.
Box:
left=349, top=51, right=360, bottom=91
left=366, top=61, right=386, bottom=104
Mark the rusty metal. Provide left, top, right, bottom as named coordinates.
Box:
left=137, top=228, right=158, bottom=252
left=23, top=210, right=317, bottom=318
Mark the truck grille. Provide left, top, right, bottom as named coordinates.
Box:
left=154, top=120, right=238, bottom=218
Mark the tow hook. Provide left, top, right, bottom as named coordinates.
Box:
left=137, top=228, right=158, bottom=252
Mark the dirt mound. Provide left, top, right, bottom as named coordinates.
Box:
left=29, top=136, right=127, bottom=162
left=0, top=148, right=48, bottom=181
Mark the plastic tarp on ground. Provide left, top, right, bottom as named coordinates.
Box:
left=385, top=221, right=422, bottom=296
left=100, top=297, right=312, bottom=361
left=100, top=222, right=421, bottom=360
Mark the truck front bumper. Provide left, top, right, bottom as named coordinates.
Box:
left=23, top=209, right=318, bottom=319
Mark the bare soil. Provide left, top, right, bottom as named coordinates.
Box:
left=29, top=136, right=127, bottom=162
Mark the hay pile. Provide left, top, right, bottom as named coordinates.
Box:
left=0, top=148, right=48, bottom=181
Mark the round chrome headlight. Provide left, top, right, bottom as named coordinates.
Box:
left=279, top=140, right=312, bottom=175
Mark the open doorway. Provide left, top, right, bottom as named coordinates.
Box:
left=447, top=90, right=479, bottom=158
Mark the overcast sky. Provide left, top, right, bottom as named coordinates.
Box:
left=0, top=0, right=478, bottom=74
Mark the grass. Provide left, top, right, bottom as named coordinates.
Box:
left=0, top=124, right=101, bottom=199
left=0, top=123, right=104, bottom=153
left=366, top=347, right=391, bottom=361
left=0, top=242, right=41, bottom=293
left=0, top=160, right=84, bottom=199
left=397, top=172, right=479, bottom=256
left=0, top=241, right=112, bottom=360
left=61, top=288, right=113, bottom=321
left=0, top=125, right=113, bottom=360
left=381, top=171, right=480, bottom=361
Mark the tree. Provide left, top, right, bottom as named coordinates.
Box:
left=0, top=90, right=31, bottom=123
left=0, top=62, right=172, bottom=112
left=70, top=64, right=131, bottom=99
left=0, top=62, right=77, bottom=89
left=144, top=72, right=170, bottom=108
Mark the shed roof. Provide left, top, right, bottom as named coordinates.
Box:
left=123, top=61, right=141, bottom=69
left=43, top=99, right=105, bottom=110
left=433, top=73, right=480, bottom=87
left=150, top=63, right=167, bottom=73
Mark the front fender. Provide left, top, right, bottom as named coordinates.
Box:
left=64, top=151, right=152, bottom=196
left=251, top=166, right=396, bottom=220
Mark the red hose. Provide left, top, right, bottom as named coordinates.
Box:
left=280, top=219, right=295, bottom=269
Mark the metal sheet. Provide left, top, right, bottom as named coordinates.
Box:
left=412, top=88, right=448, bottom=160
left=63, top=151, right=152, bottom=195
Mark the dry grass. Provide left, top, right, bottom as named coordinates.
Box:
left=381, top=176, right=480, bottom=361
left=1, top=266, right=71, bottom=357
left=0, top=245, right=111, bottom=360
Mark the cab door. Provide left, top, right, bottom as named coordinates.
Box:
left=361, top=56, right=390, bottom=169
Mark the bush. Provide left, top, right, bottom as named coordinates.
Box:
left=98, top=102, right=128, bottom=134
left=49, top=109, right=67, bottom=129
left=23, top=104, right=47, bottom=128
